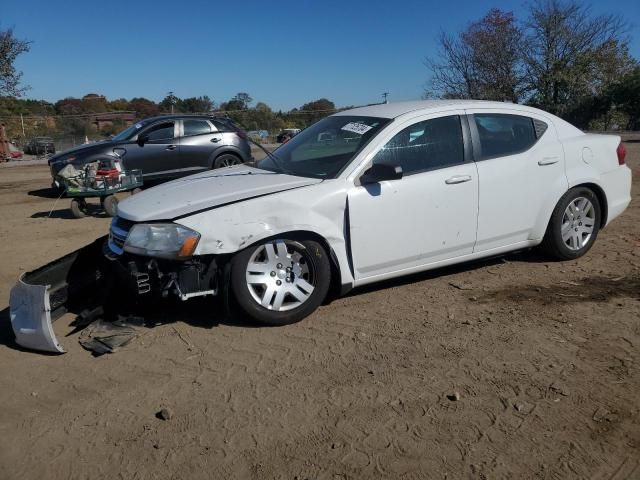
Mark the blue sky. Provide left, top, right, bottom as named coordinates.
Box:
left=3, top=0, right=639, bottom=110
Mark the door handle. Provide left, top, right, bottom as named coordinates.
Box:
left=211, top=137, right=221, bottom=143
left=445, top=175, right=472, bottom=185
left=166, top=145, right=177, bottom=151
left=538, top=157, right=559, bottom=166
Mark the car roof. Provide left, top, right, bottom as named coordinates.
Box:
left=333, top=100, right=554, bottom=120
left=140, top=114, right=224, bottom=123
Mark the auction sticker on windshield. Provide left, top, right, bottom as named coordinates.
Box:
left=341, top=122, right=373, bottom=135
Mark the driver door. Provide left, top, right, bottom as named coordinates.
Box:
left=122, top=120, right=180, bottom=180
left=347, top=113, right=479, bottom=281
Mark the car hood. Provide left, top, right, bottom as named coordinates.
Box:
left=116, top=165, right=323, bottom=222
left=49, top=141, right=112, bottom=162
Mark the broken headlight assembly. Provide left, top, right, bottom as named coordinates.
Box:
left=124, top=223, right=200, bottom=259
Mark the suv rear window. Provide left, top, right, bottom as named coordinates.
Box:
left=183, top=119, right=212, bottom=136
left=474, top=114, right=538, bottom=159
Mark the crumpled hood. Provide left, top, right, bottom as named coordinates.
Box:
left=116, top=165, right=322, bottom=222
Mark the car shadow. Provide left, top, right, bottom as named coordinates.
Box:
left=340, top=247, right=552, bottom=298
left=28, top=188, right=61, bottom=199
left=31, top=206, right=110, bottom=219
left=0, top=247, right=555, bottom=355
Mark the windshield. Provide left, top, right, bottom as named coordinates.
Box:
left=257, top=115, right=391, bottom=179
left=112, top=121, right=148, bottom=141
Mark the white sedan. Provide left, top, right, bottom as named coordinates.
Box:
left=104, top=100, right=631, bottom=325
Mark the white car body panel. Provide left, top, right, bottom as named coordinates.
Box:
left=115, top=100, right=632, bottom=292
left=344, top=109, right=479, bottom=278
left=116, top=166, right=322, bottom=222
left=465, top=107, right=568, bottom=251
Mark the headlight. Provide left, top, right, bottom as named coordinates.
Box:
left=124, top=223, right=200, bottom=259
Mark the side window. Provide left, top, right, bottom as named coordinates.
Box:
left=144, top=122, right=175, bottom=142
left=183, top=119, right=213, bottom=137
left=371, top=115, right=464, bottom=175
left=474, top=114, right=538, bottom=159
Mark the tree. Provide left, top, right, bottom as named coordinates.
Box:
left=0, top=27, right=31, bottom=97
left=299, top=98, right=336, bottom=124
left=181, top=96, right=214, bottom=113
left=81, top=93, right=107, bottom=113
left=522, top=0, right=630, bottom=117
left=222, top=92, right=253, bottom=111
left=109, top=98, right=130, bottom=111
left=425, top=9, right=523, bottom=101
left=129, top=97, right=159, bottom=118
left=610, top=67, right=640, bottom=130
left=54, top=97, right=84, bottom=115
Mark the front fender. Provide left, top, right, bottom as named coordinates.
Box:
left=176, top=181, right=354, bottom=288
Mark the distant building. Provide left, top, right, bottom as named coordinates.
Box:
left=89, top=111, right=136, bottom=131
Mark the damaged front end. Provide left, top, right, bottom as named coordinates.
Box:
left=10, top=222, right=222, bottom=353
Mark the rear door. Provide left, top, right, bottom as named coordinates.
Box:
left=178, top=118, right=222, bottom=174
left=467, top=110, right=567, bottom=252
left=122, top=120, right=180, bottom=180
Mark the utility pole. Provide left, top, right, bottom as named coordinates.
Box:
left=20, top=114, right=25, bottom=137
left=382, top=92, right=389, bottom=104
left=168, top=91, right=175, bottom=114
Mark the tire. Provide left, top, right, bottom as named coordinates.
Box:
left=70, top=198, right=88, bottom=218
left=214, top=153, right=242, bottom=169
left=101, top=195, right=118, bottom=217
left=230, top=238, right=331, bottom=325
left=540, top=187, right=601, bottom=260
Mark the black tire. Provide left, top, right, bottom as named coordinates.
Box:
left=214, top=153, right=242, bottom=169
left=70, top=198, right=88, bottom=218
left=101, top=195, right=118, bottom=217
left=230, top=238, right=331, bottom=325
left=540, top=187, right=601, bottom=260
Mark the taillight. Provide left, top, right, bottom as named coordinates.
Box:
left=617, top=142, right=626, bottom=165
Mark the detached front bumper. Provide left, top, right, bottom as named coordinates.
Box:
left=9, top=237, right=109, bottom=353
left=9, top=237, right=221, bottom=353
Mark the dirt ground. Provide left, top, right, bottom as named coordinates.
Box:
left=0, top=143, right=638, bottom=480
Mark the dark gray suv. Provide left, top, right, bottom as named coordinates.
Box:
left=48, top=115, right=252, bottom=188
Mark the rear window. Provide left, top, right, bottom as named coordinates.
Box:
left=474, top=114, right=539, bottom=159
left=183, top=119, right=213, bottom=136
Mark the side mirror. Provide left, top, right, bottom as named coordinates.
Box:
left=360, top=163, right=403, bottom=185
left=137, top=134, right=149, bottom=146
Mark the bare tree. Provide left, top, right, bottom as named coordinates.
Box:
left=522, top=0, right=630, bottom=115
left=0, top=27, right=31, bottom=97
left=425, top=9, right=523, bottom=101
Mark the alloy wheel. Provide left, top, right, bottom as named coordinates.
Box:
left=245, top=240, right=316, bottom=311
left=561, top=197, right=596, bottom=251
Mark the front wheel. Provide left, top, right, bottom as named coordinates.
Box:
left=70, top=198, right=88, bottom=218
left=101, top=195, right=118, bottom=217
left=541, top=187, right=601, bottom=260
left=230, top=238, right=331, bottom=325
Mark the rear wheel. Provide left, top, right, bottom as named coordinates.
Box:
left=101, top=195, right=118, bottom=217
left=541, top=187, right=601, bottom=260
left=230, top=238, right=331, bottom=325
left=214, top=154, right=242, bottom=169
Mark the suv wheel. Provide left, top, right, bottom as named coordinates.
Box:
left=214, top=154, right=242, bottom=169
